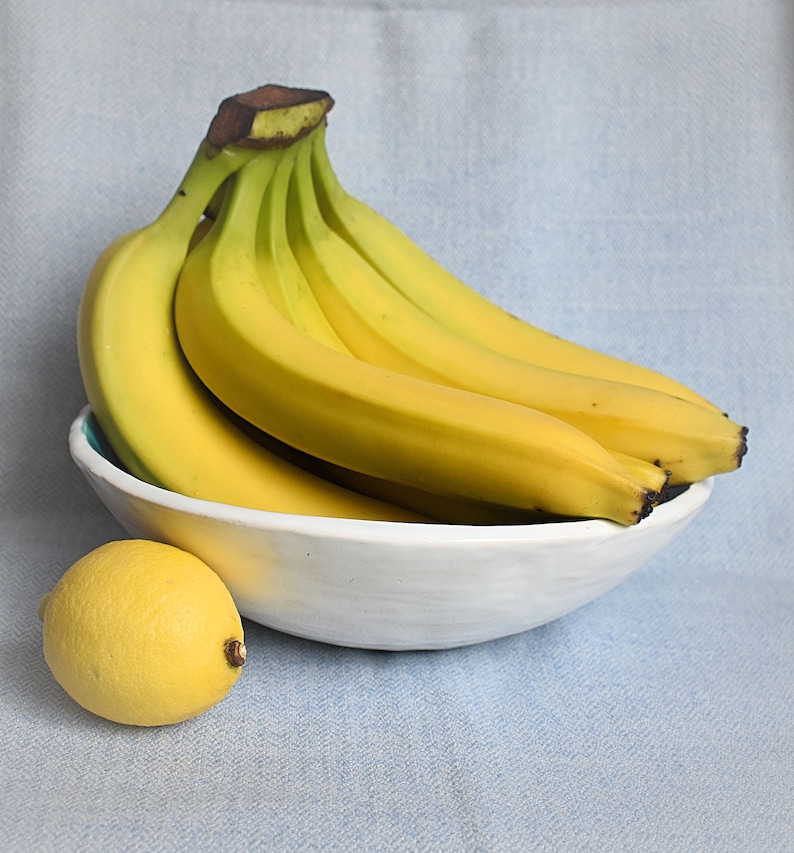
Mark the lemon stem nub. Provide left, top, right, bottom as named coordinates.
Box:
left=225, top=640, right=247, bottom=668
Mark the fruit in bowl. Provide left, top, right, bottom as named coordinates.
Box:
left=69, top=84, right=745, bottom=649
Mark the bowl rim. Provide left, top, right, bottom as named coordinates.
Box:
left=69, top=405, right=714, bottom=545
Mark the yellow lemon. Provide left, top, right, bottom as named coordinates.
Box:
left=39, top=539, right=246, bottom=726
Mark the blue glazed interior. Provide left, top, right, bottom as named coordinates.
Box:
left=83, top=413, right=126, bottom=470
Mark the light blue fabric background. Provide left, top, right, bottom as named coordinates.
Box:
left=2, top=1, right=791, bottom=850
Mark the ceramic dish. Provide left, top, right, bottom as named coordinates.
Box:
left=69, top=406, right=713, bottom=650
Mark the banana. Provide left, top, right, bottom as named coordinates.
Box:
left=255, top=143, right=352, bottom=353
left=286, top=131, right=747, bottom=485
left=242, top=144, right=627, bottom=525
left=304, top=462, right=566, bottom=525
left=609, top=451, right=670, bottom=499
left=226, top=399, right=671, bottom=524
left=251, top=152, right=671, bottom=506
left=77, top=89, right=426, bottom=522
left=297, top=451, right=672, bottom=524
left=313, top=436, right=672, bottom=521
left=173, top=148, right=660, bottom=525
left=308, top=121, right=723, bottom=412
left=254, top=142, right=672, bottom=504
left=215, top=399, right=543, bottom=524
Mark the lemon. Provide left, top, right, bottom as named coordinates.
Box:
left=39, top=539, right=246, bottom=726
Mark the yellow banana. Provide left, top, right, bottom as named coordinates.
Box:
left=309, top=122, right=722, bottom=412
left=173, top=149, right=659, bottom=525
left=250, top=147, right=671, bottom=505
left=253, top=141, right=672, bottom=504
left=216, top=400, right=544, bottom=524
left=227, top=400, right=671, bottom=523
left=77, top=90, right=425, bottom=522
left=293, top=452, right=671, bottom=524
left=286, top=132, right=747, bottom=485
left=609, top=451, right=670, bottom=499
left=255, top=135, right=600, bottom=515
left=303, top=462, right=565, bottom=525
left=255, top=143, right=352, bottom=353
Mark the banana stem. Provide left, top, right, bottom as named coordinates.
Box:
left=206, top=85, right=334, bottom=150
left=155, top=84, right=336, bottom=240
left=154, top=141, right=256, bottom=244
left=212, top=152, right=281, bottom=260
left=256, top=146, right=299, bottom=262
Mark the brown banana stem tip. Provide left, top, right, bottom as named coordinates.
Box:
left=207, top=84, right=334, bottom=150
left=637, top=491, right=656, bottom=523
left=736, top=426, right=749, bottom=467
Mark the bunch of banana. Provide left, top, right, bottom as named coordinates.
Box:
left=77, top=87, right=425, bottom=522
left=79, top=84, right=747, bottom=527
left=285, top=133, right=745, bottom=486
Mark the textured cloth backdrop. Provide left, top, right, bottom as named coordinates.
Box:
left=1, top=1, right=792, bottom=851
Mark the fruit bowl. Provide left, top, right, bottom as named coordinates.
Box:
left=69, top=405, right=714, bottom=651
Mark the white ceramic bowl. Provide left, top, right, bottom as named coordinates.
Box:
left=69, top=405, right=713, bottom=650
